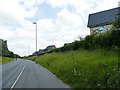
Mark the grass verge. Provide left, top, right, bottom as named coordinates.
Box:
left=0, top=57, right=14, bottom=65
left=28, top=49, right=120, bottom=88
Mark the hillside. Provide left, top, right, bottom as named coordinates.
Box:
left=28, top=49, right=119, bottom=88
left=25, top=13, right=120, bottom=88
left=26, top=28, right=120, bottom=87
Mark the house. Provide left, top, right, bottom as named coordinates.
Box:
left=32, top=45, right=56, bottom=55
left=87, top=7, right=120, bottom=34
left=44, top=45, right=56, bottom=52
left=39, top=49, right=44, bottom=53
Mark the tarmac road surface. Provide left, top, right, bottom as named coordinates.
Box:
left=1, top=59, right=70, bottom=89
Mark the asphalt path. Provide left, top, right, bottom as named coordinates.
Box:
left=1, top=59, right=25, bottom=89
left=1, top=59, right=70, bottom=89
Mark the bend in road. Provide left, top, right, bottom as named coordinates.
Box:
left=1, top=59, right=70, bottom=89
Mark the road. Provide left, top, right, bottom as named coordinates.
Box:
left=0, top=59, right=70, bottom=89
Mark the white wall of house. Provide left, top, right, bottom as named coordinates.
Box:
left=90, top=24, right=112, bottom=34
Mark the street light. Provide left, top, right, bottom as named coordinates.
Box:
left=33, top=22, right=37, bottom=64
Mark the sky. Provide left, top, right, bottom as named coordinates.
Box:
left=0, top=0, right=119, bottom=56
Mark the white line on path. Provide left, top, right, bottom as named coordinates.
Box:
left=10, top=65, right=26, bottom=90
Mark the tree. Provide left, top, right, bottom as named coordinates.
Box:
left=0, top=39, right=21, bottom=58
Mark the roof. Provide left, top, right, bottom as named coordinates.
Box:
left=39, top=49, right=44, bottom=51
left=45, top=45, right=56, bottom=51
left=87, top=7, right=120, bottom=27
left=39, top=49, right=44, bottom=53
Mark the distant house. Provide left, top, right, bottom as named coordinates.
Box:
left=44, top=45, right=56, bottom=52
left=87, top=7, right=120, bottom=34
left=39, top=49, right=44, bottom=53
left=32, top=49, right=44, bottom=55
left=32, top=45, right=56, bottom=55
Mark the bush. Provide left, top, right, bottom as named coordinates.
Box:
left=53, top=28, right=120, bottom=53
left=51, top=14, right=120, bottom=53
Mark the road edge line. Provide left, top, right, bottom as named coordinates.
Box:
left=10, top=65, right=25, bottom=90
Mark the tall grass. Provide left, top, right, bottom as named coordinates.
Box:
left=29, top=49, right=119, bottom=88
left=0, top=57, right=14, bottom=65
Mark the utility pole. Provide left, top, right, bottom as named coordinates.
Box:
left=33, top=22, right=37, bottom=64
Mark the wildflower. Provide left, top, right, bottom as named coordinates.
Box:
left=73, top=69, right=77, bottom=75
left=107, top=73, right=110, bottom=75
left=97, top=83, right=100, bottom=86
left=73, top=69, right=76, bottom=73
left=73, top=68, right=76, bottom=71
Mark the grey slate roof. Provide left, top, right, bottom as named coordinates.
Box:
left=45, top=45, right=55, bottom=51
left=87, top=7, right=120, bottom=27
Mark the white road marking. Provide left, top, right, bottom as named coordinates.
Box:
left=10, top=64, right=26, bottom=90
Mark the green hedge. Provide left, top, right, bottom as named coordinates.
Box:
left=52, top=14, right=120, bottom=53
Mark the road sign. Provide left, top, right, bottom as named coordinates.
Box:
left=35, top=51, right=38, bottom=54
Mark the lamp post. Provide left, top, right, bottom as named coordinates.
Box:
left=33, top=22, right=37, bottom=64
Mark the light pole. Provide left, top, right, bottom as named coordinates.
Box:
left=33, top=22, right=37, bottom=64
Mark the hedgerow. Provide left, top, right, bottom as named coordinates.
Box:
left=53, top=14, right=120, bottom=52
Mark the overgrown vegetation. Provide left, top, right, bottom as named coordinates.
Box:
left=28, top=49, right=119, bottom=88
left=0, top=39, right=20, bottom=64
left=26, top=13, right=120, bottom=88
left=52, top=27, right=120, bottom=53
left=47, top=13, right=120, bottom=53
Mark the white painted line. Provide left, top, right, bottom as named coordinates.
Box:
left=10, top=65, right=25, bottom=90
